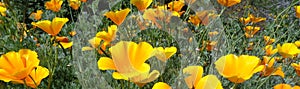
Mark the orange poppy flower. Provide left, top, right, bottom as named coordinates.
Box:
left=130, top=0, right=153, bottom=11
left=13, top=66, right=49, bottom=88
left=98, top=41, right=159, bottom=87
left=217, top=0, right=241, bottom=7
left=55, top=36, right=73, bottom=49
left=45, top=0, right=63, bottom=12
left=189, top=10, right=217, bottom=26
left=183, top=66, right=223, bottom=89
left=214, top=54, right=264, bottom=83
left=153, top=47, right=177, bottom=62
left=104, top=8, right=131, bottom=26
left=81, top=0, right=87, bottom=2
left=96, top=25, right=118, bottom=43
left=143, top=8, right=172, bottom=28
left=243, top=26, right=260, bottom=38
left=264, top=36, right=275, bottom=45
left=295, top=6, right=300, bottom=18
left=0, top=49, right=40, bottom=82
left=277, top=43, right=300, bottom=58
left=240, top=14, right=266, bottom=24
left=295, top=41, right=300, bottom=47
left=68, top=0, right=81, bottom=10
left=264, top=45, right=278, bottom=56
left=273, top=84, right=300, bottom=89
left=291, top=62, right=300, bottom=76
left=30, top=10, right=43, bottom=20
left=32, top=17, right=69, bottom=36
left=260, top=56, right=284, bottom=78
left=168, top=1, right=185, bottom=12
left=152, top=82, right=172, bottom=89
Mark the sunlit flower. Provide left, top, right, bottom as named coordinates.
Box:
left=214, top=54, right=264, bottom=83
left=168, top=1, right=185, bottom=12
left=0, top=2, right=6, bottom=16
left=32, top=17, right=69, bottom=36
left=243, top=26, right=260, bottom=38
left=152, top=82, right=171, bottom=89
left=264, top=45, right=278, bottom=56
left=264, top=36, right=275, bottom=45
left=0, top=49, right=40, bottom=82
left=55, top=36, right=73, bottom=49
left=104, top=8, right=130, bottom=26
left=217, top=0, right=241, bottom=7
left=183, top=66, right=223, bottom=89
left=277, top=43, right=300, bottom=58
left=30, top=10, right=43, bottom=20
left=189, top=10, right=217, bottom=26
left=295, top=6, right=300, bottom=18
left=240, top=14, right=266, bottom=24
left=96, top=25, right=118, bottom=43
left=291, top=62, right=300, bottom=76
left=13, top=66, right=49, bottom=88
left=82, top=37, right=109, bottom=54
left=45, top=0, right=63, bottom=12
left=98, top=41, right=159, bottom=87
left=130, top=0, right=152, bottom=11
left=273, top=84, right=300, bottom=89
left=295, top=41, right=300, bottom=47
left=260, top=56, right=284, bottom=78
left=153, top=47, right=177, bottom=62
left=68, top=0, right=81, bottom=10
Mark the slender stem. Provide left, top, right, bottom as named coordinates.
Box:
left=57, top=41, right=68, bottom=56
left=23, top=79, right=28, bottom=89
left=29, top=75, right=39, bottom=89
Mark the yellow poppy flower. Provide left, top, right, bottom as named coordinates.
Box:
left=240, top=14, right=266, bottom=24
left=54, top=36, right=73, bottom=49
left=214, top=54, right=264, bottom=83
left=104, top=8, right=130, bottom=26
left=277, top=43, right=300, bottom=58
left=264, top=36, right=275, bottom=45
left=153, top=47, right=177, bottom=62
left=274, top=84, right=292, bottom=89
left=152, top=82, right=172, bottom=89
left=243, top=26, right=260, bottom=38
left=96, top=25, right=118, bottom=43
left=130, top=0, right=152, bottom=11
left=32, top=17, right=69, bottom=36
left=291, top=62, right=300, bottom=76
left=45, top=0, right=63, bottom=12
left=183, top=66, right=223, bottom=89
left=264, top=45, right=278, bottom=56
left=168, top=1, right=185, bottom=12
left=13, top=66, right=49, bottom=88
left=295, top=41, right=300, bottom=47
left=260, top=56, right=284, bottom=78
left=82, top=37, right=109, bottom=54
left=30, top=10, right=43, bottom=20
left=295, top=6, right=300, bottom=18
left=189, top=15, right=201, bottom=26
left=0, top=49, right=40, bottom=82
left=68, top=0, right=81, bottom=10
left=97, top=41, right=159, bottom=87
left=0, top=2, right=6, bottom=16
left=217, top=0, right=241, bottom=7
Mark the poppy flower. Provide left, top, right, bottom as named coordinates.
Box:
left=295, top=41, right=300, bottom=47
left=243, top=26, right=260, bottom=38
left=291, top=62, right=300, bottom=76
left=96, top=25, right=118, bottom=43
left=273, top=84, right=300, bottom=89
left=264, top=45, right=278, bottom=56
left=0, top=49, right=40, bottom=82
left=152, top=82, right=171, bottom=89
left=30, top=10, right=43, bottom=20
left=295, top=6, right=300, bottom=18
left=240, top=14, right=266, bottom=24
left=98, top=41, right=159, bottom=87
left=189, top=10, right=217, bottom=26
left=0, top=2, right=6, bottom=16
left=264, top=36, right=275, bottom=45
left=277, top=43, right=300, bottom=58
left=183, top=66, right=223, bottom=89
left=260, top=56, right=284, bottom=78
left=168, top=1, right=185, bottom=12
left=130, top=0, right=153, bottom=11
left=153, top=47, right=177, bottom=62
left=214, top=54, right=264, bottom=83
left=104, top=8, right=130, bottom=26
left=45, top=0, right=63, bottom=12
left=217, top=0, right=241, bottom=7
left=55, top=36, right=73, bottom=49
left=81, top=0, right=87, bottom=2
left=143, top=8, right=172, bottom=28
left=68, top=0, right=81, bottom=10
left=82, top=37, right=109, bottom=54
left=13, top=66, right=49, bottom=88
left=32, top=17, right=69, bottom=36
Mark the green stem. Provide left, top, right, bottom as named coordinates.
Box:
left=23, top=79, right=28, bottom=89
left=232, top=83, right=238, bottom=89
